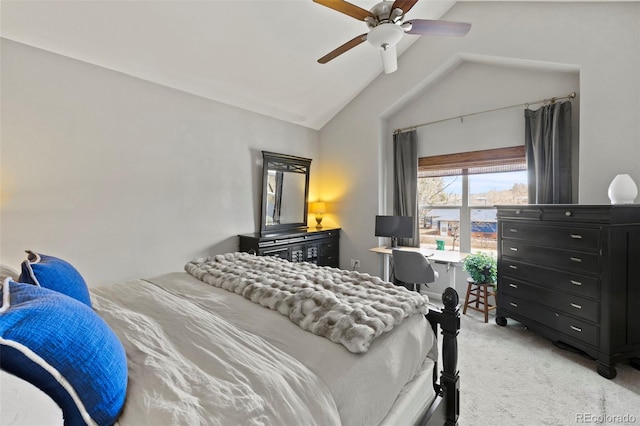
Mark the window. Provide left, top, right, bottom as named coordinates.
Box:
left=417, top=146, right=527, bottom=254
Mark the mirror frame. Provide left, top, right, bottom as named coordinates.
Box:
left=260, top=151, right=312, bottom=234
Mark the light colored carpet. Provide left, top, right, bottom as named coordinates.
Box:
left=456, top=309, right=640, bottom=426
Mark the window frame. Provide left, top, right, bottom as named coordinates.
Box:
left=418, top=146, right=527, bottom=253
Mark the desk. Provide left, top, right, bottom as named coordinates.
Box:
left=369, top=246, right=468, bottom=289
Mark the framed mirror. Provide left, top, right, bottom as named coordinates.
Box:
left=260, top=151, right=312, bottom=234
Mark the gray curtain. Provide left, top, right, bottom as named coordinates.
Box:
left=393, top=130, right=419, bottom=247
left=525, top=101, right=573, bottom=204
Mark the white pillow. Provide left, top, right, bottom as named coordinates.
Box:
left=0, top=370, right=63, bottom=425
left=0, top=264, right=19, bottom=282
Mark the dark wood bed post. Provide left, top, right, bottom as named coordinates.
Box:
left=422, top=287, right=460, bottom=426
left=440, top=287, right=460, bottom=426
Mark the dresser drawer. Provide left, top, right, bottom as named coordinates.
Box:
left=541, top=207, right=610, bottom=223
left=502, top=241, right=600, bottom=275
left=260, top=246, right=289, bottom=259
left=319, top=239, right=339, bottom=253
left=319, top=253, right=338, bottom=267
left=501, top=278, right=599, bottom=322
left=499, top=259, right=600, bottom=299
left=498, top=294, right=536, bottom=318
left=501, top=222, right=600, bottom=251
left=497, top=207, right=542, bottom=220
left=535, top=305, right=599, bottom=347
left=501, top=295, right=599, bottom=347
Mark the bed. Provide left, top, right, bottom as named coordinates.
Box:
left=0, top=251, right=460, bottom=425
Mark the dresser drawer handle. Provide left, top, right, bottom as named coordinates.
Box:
left=565, top=211, right=572, bottom=217
left=515, top=209, right=522, bottom=215
left=570, top=257, right=582, bottom=263
left=509, top=247, right=518, bottom=252
left=509, top=302, right=518, bottom=308
left=509, top=228, right=518, bottom=233
left=570, top=325, right=582, bottom=332
left=570, top=303, right=582, bottom=309
left=570, top=234, right=583, bottom=239
left=509, top=283, right=518, bottom=288
left=570, top=280, right=582, bottom=286
left=509, top=265, right=518, bottom=270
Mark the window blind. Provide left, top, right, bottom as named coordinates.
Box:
left=418, top=146, right=526, bottom=178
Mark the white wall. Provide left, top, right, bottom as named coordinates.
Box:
left=318, top=2, right=640, bottom=291
left=390, top=63, right=580, bottom=157
left=0, top=39, right=320, bottom=286
left=387, top=62, right=581, bottom=210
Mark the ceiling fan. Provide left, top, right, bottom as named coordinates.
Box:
left=314, top=0, right=471, bottom=74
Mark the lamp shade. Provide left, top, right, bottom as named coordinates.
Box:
left=311, top=202, right=326, bottom=214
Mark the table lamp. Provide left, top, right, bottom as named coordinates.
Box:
left=311, top=202, right=326, bottom=228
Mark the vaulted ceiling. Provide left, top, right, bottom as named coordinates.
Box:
left=0, top=0, right=457, bottom=130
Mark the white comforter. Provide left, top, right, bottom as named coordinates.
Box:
left=92, top=277, right=340, bottom=426
left=91, top=272, right=436, bottom=426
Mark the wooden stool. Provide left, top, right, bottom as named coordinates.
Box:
left=463, top=278, right=497, bottom=323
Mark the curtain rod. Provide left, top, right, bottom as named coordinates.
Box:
left=393, top=91, right=577, bottom=134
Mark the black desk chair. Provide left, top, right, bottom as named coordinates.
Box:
left=392, top=249, right=439, bottom=292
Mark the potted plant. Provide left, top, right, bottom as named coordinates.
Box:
left=463, top=251, right=497, bottom=285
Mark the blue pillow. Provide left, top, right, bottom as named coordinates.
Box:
left=19, top=251, right=92, bottom=307
left=0, top=278, right=128, bottom=426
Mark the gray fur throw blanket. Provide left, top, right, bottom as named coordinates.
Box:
left=185, top=252, right=430, bottom=353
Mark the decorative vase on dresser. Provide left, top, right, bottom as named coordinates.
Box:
left=495, top=204, right=640, bottom=379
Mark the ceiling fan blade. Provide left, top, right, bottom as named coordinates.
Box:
left=391, top=0, right=419, bottom=15
left=313, top=0, right=375, bottom=21
left=318, top=33, right=368, bottom=64
left=405, top=19, right=471, bottom=37
left=380, top=44, right=398, bottom=74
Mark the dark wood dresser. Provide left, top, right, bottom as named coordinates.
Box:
left=238, top=227, right=340, bottom=268
left=495, top=204, right=640, bottom=378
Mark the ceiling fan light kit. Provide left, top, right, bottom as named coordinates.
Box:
left=367, top=23, right=404, bottom=47
left=313, top=0, right=471, bottom=74
left=380, top=44, right=398, bottom=74
left=367, top=23, right=403, bottom=73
